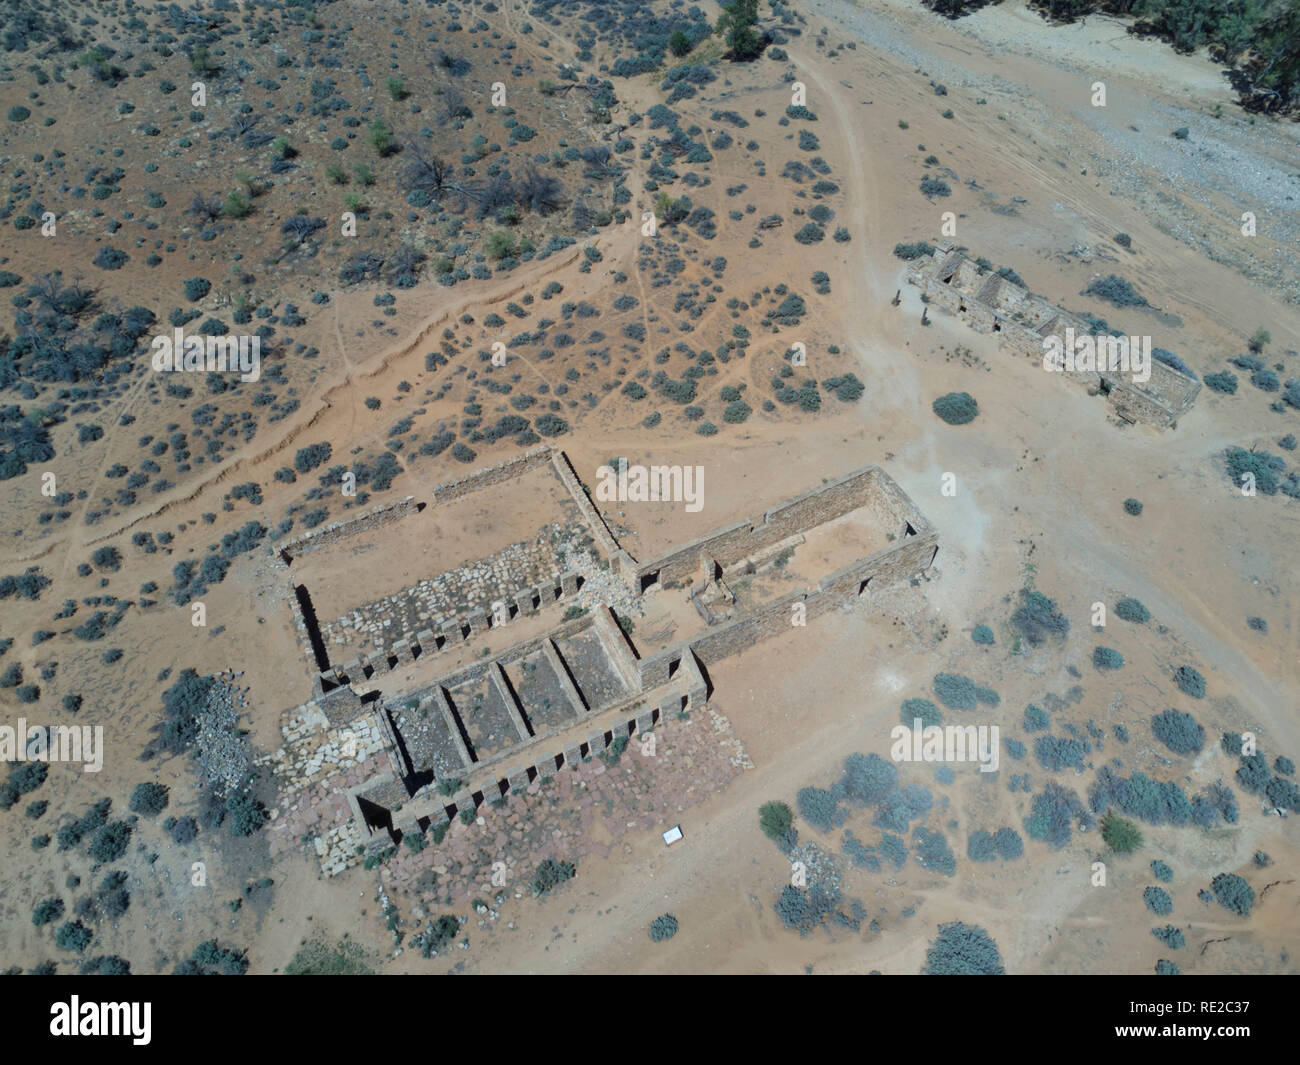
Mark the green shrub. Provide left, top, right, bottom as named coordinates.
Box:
left=33, top=897, right=64, bottom=926
left=226, top=793, right=269, bottom=836
left=1151, top=925, right=1185, bottom=950
left=1101, top=812, right=1143, bottom=854
left=901, top=698, right=942, bottom=729
left=841, top=752, right=897, bottom=805
left=893, top=241, right=934, bottom=261
left=56, top=921, right=93, bottom=953
left=922, top=921, right=1004, bottom=975
left=1010, top=588, right=1069, bottom=645
left=1266, top=775, right=1300, bottom=811
left=129, top=782, right=169, bottom=816
left=1123, top=497, right=1143, bottom=515
left=797, top=786, right=842, bottom=832
left=912, top=825, right=956, bottom=875
left=967, top=830, right=997, bottom=862
left=1172, top=666, right=1206, bottom=699
left=87, top=820, right=132, bottom=863
left=1034, top=735, right=1086, bottom=771
left=1084, top=275, right=1147, bottom=307
left=993, top=827, right=1023, bottom=860
left=1093, top=646, right=1124, bottom=670
left=932, top=392, right=978, bottom=425
left=533, top=858, right=576, bottom=894
left=1115, top=597, right=1150, bottom=623
left=1211, top=873, right=1254, bottom=916
left=1143, top=886, right=1173, bottom=915
left=1204, top=371, right=1238, bottom=394
left=1151, top=709, right=1204, bottom=754
left=971, top=624, right=994, bottom=645
left=758, top=801, right=793, bottom=842
left=1224, top=447, right=1282, bottom=495
left=649, top=914, right=679, bottom=942
left=1024, top=782, right=1088, bottom=848
left=933, top=672, right=977, bottom=710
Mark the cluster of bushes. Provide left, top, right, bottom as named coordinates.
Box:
left=532, top=858, right=576, bottom=895
left=1035, top=735, right=1088, bottom=771
left=177, top=939, right=249, bottom=975
left=912, top=825, right=956, bottom=875
left=1011, top=588, right=1069, bottom=646
left=1024, top=782, right=1091, bottom=848
left=932, top=672, right=998, bottom=710
left=1091, top=766, right=1235, bottom=828
left=966, top=827, right=1023, bottom=862
left=774, top=883, right=843, bottom=936
left=1083, top=275, right=1147, bottom=307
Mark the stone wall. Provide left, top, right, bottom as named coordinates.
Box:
left=280, top=496, right=420, bottom=561
left=431, top=446, right=552, bottom=503
left=313, top=571, right=581, bottom=691
left=908, top=243, right=1199, bottom=429
left=636, top=465, right=924, bottom=586
left=1134, top=358, right=1200, bottom=418
left=549, top=449, right=637, bottom=578
left=318, top=524, right=580, bottom=653
left=637, top=525, right=938, bottom=686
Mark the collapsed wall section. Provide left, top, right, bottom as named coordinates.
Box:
left=636, top=465, right=924, bottom=587
left=549, top=449, right=637, bottom=578
left=279, top=496, right=420, bottom=561
left=636, top=509, right=938, bottom=686
left=906, top=243, right=1200, bottom=428
left=430, top=446, right=552, bottom=503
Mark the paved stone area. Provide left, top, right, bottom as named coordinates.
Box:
left=381, top=706, right=750, bottom=918
left=321, top=521, right=587, bottom=653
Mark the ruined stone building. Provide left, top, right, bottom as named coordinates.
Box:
left=906, top=243, right=1201, bottom=428
left=260, top=447, right=937, bottom=876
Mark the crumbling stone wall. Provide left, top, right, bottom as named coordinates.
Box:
left=907, top=243, right=1200, bottom=429
left=319, top=524, right=581, bottom=653
left=636, top=526, right=937, bottom=687
left=431, top=446, right=552, bottom=503
left=549, top=449, right=637, bottom=579
left=280, top=496, right=420, bottom=561
left=637, top=466, right=925, bottom=586
left=312, top=571, right=581, bottom=691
